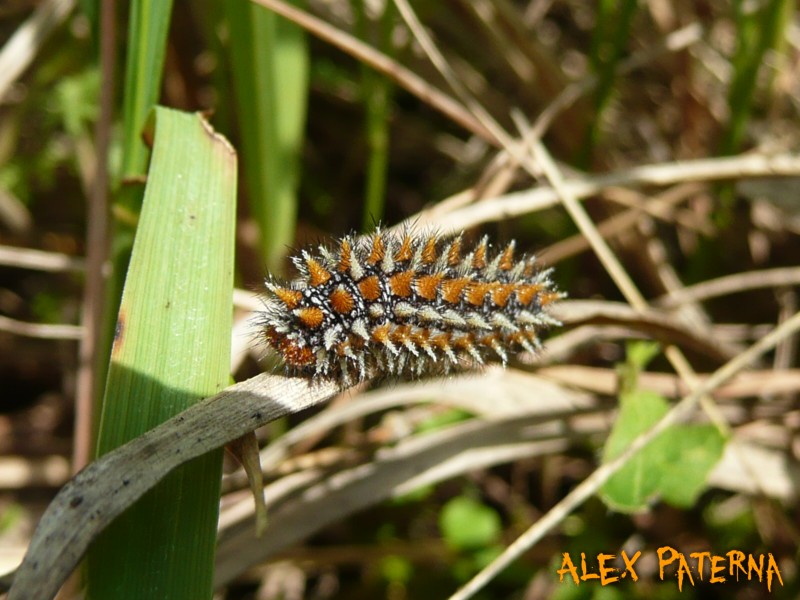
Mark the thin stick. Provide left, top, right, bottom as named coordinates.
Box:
left=0, top=315, right=82, bottom=340
left=540, top=183, right=703, bottom=264
left=530, top=137, right=730, bottom=428
left=72, top=0, right=116, bottom=473
left=0, top=245, right=84, bottom=272
left=655, top=267, right=800, bottom=308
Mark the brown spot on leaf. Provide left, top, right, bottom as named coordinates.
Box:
left=111, top=313, right=125, bottom=358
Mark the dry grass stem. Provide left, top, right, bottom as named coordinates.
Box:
left=0, top=245, right=84, bottom=272
left=656, top=266, right=800, bottom=308
left=0, top=315, right=82, bottom=340
left=0, top=0, right=75, bottom=101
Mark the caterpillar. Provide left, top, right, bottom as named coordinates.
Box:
left=259, top=228, right=562, bottom=385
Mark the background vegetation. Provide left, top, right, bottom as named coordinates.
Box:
left=1, top=0, right=799, bottom=599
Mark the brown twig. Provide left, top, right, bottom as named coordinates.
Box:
left=72, top=0, right=116, bottom=473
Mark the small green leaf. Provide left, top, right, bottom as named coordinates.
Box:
left=626, top=341, right=662, bottom=372
left=439, top=496, right=501, bottom=551
left=600, top=389, right=671, bottom=512
left=616, top=341, right=661, bottom=395
left=658, top=425, right=726, bottom=507
left=380, top=555, right=413, bottom=584
left=392, top=484, right=434, bottom=504
left=416, top=407, right=474, bottom=433
left=601, top=406, right=727, bottom=512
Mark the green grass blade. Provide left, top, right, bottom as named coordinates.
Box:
left=354, top=0, right=395, bottom=231
left=92, top=0, right=176, bottom=440
left=720, top=0, right=792, bottom=155
left=579, top=0, right=638, bottom=168
left=716, top=0, right=790, bottom=219
left=225, top=0, right=308, bottom=273
left=86, top=107, right=237, bottom=599
left=118, top=0, right=175, bottom=187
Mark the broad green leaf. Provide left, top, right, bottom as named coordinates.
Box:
left=86, top=107, right=237, bottom=600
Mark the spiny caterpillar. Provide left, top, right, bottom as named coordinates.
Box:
left=260, top=229, right=562, bottom=385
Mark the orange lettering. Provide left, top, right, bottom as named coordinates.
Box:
left=690, top=551, right=711, bottom=579
left=580, top=553, right=599, bottom=581
left=597, top=554, right=618, bottom=585
left=676, top=554, right=695, bottom=590
left=748, top=553, right=763, bottom=581
left=620, top=550, right=640, bottom=581
left=709, top=555, right=726, bottom=584
left=658, top=546, right=695, bottom=591
left=727, top=550, right=746, bottom=581
left=766, top=554, right=784, bottom=592
left=557, top=553, right=579, bottom=584
left=658, top=546, right=679, bottom=579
